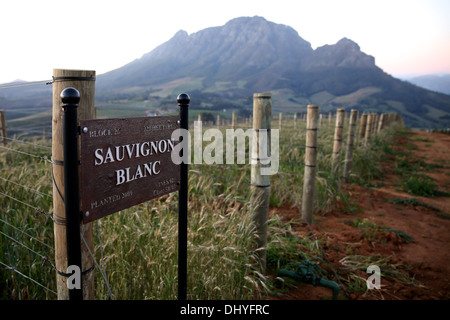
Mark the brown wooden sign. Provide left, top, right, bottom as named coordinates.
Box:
left=79, top=116, right=181, bottom=223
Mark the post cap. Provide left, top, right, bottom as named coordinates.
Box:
left=60, top=87, right=80, bottom=105
left=177, top=93, right=190, bottom=106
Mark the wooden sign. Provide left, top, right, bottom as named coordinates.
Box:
left=79, top=116, right=181, bottom=223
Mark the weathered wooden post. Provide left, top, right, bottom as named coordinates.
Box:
left=52, top=69, right=95, bottom=300
left=279, top=112, right=282, bottom=130
left=250, top=93, right=272, bottom=274
left=216, top=114, right=221, bottom=128
left=372, top=113, right=377, bottom=136
left=387, top=113, right=393, bottom=127
left=332, top=108, right=345, bottom=173
left=359, top=113, right=367, bottom=141
left=364, top=113, right=373, bottom=145
left=302, top=105, right=319, bottom=225
left=372, top=113, right=378, bottom=136
left=294, top=113, right=297, bottom=129
left=0, top=110, right=7, bottom=146
left=377, top=113, right=385, bottom=133
left=343, top=110, right=358, bottom=182
left=232, top=111, right=236, bottom=130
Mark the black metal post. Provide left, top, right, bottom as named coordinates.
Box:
left=61, top=87, right=83, bottom=300
left=177, top=93, right=190, bottom=301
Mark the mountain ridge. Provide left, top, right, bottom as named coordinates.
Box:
left=96, top=16, right=449, bottom=127
left=98, top=16, right=384, bottom=93
left=1, top=16, right=449, bottom=128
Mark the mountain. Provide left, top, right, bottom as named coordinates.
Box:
left=96, top=16, right=450, bottom=128
left=1, top=16, right=449, bottom=129
left=403, top=74, right=450, bottom=95
left=97, top=16, right=313, bottom=92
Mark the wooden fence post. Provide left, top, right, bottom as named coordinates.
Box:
left=232, top=111, right=236, bottom=130
left=0, top=110, right=7, bottom=146
left=302, top=105, right=319, bottom=225
left=279, top=112, right=282, bottom=130
left=364, top=113, right=373, bottom=145
left=377, top=113, right=385, bottom=133
left=250, top=93, right=272, bottom=274
left=343, top=110, right=358, bottom=182
left=388, top=114, right=393, bottom=127
left=372, top=113, right=378, bottom=136
left=52, top=69, right=96, bottom=300
left=359, top=113, right=367, bottom=141
left=332, top=108, right=345, bottom=173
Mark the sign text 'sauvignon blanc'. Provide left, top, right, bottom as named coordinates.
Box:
left=79, top=116, right=181, bottom=223
left=93, top=138, right=174, bottom=185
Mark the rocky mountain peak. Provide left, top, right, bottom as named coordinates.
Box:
left=303, top=37, right=376, bottom=70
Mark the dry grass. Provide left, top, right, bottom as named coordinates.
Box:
left=0, top=119, right=404, bottom=299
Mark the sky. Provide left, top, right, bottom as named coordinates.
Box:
left=0, top=0, right=449, bottom=84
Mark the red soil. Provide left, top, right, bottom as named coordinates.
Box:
left=269, top=130, right=450, bottom=300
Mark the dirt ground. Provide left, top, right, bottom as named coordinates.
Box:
left=269, top=130, right=450, bottom=300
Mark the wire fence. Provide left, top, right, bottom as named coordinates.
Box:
left=0, top=79, right=116, bottom=300
left=0, top=134, right=115, bottom=299
left=0, top=120, right=324, bottom=300
left=0, top=80, right=53, bottom=89
left=0, top=140, right=56, bottom=298
left=0, top=82, right=401, bottom=300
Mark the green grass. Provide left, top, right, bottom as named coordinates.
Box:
left=346, top=217, right=413, bottom=244
left=401, top=174, right=447, bottom=197
left=393, top=151, right=449, bottom=197
left=387, top=197, right=440, bottom=211
left=0, top=139, right=54, bottom=299
left=436, top=212, right=450, bottom=220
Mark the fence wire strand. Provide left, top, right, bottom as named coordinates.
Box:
left=0, top=145, right=52, bottom=163
left=0, top=79, right=52, bottom=89
left=80, top=230, right=114, bottom=300
left=0, top=261, right=57, bottom=296
left=0, top=176, right=52, bottom=198
left=3, top=136, right=52, bottom=150
left=0, top=230, right=52, bottom=265
left=0, top=191, right=52, bottom=219
left=0, top=217, right=53, bottom=251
